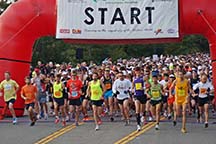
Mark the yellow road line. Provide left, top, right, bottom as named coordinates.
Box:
left=35, top=123, right=83, bottom=144
left=114, top=122, right=154, bottom=144
left=114, top=117, right=165, bottom=144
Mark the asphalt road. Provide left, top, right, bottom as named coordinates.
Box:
left=0, top=111, right=215, bottom=144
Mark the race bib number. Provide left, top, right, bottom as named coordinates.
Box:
left=152, top=90, right=160, bottom=98
left=92, top=90, right=99, bottom=95
left=71, top=91, right=78, bottom=97
left=105, top=83, right=111, bottom=90
left=55, top=91, right=61, bottom=97
left=4, top=84, right=12, bottom=91
left=200, top=88, right=207, bottom=94
left=135, top=83, right=142, bottom=90
left=177, top=89, right=185, bottom=97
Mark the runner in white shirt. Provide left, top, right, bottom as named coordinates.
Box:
left=193, top=74, right=214, bottom=128
left=112, top=71, right=132, bottom=126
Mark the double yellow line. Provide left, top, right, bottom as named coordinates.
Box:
left=35, top=123, right=83, bottom=144
left=114, top=117, right=165, bottom=144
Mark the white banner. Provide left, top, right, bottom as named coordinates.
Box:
left=56, top=0, right=179, bottom=39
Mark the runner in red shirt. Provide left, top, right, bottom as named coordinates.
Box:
left=67, top=70, right=83, bottom=126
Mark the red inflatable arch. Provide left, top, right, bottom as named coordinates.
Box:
left=0, top=0, right=216, bottom=116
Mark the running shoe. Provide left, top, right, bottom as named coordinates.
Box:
left=62, top=120, right=66, bottom=127
left=110, top=117, right=114, bottom=122
left=137, top=125, right=141, bottom=131
left=181, top=128, right=187, bottom=133
left=125, top=119, right=130, bottom=126
left=155, top=124, right=159, bottom=130
left=205, top=122, right=208, bottom=128
left=173, top=121, right=177, bottom=126
left=30, top=121, right=35, bottom=126
left=55, top=118, right=60, bottom=124
left=12, top=118, right=17, bottom=125
left=95, top=125, right=99, bottom=131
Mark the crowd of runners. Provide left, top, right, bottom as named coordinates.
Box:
left=0, top=53, right=215, bottom=133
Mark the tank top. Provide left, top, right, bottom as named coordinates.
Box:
left=134, top=76, right=144, bottom=96
left=150, top=83, right=162, bottom=100
left=90, top=80, right=103, bottom=101
left=53, top=82, right=63, bottom=98
left=103, top=77, right=112, bottom=91
left=175, top=78, right=188, bottom=101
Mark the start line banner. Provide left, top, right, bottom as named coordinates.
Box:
left=56, top=0, right=179, bottom=39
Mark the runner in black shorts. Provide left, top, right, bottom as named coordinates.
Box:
left=132, top=67, right=147, bottom=131
left=67, top=70, right=83, bottom=126
left=193, top=74, right=214, bottom=128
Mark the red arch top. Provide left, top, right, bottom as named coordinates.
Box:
left=0, top=0, right=216, bottom=116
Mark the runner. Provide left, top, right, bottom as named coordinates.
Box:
left=81, top=76, right=91, bottom=121
left=21, top=76, right=37, bottom=126
left=132, top=67, right=147, bottom=131
left=61, top=71, right=70, bottom=122
left=86, top=72, right=105, bottom=131
left=165, top=74, right=175, bottom=120
left=0, top=71, right=19, bottom=124
left=112, top=71, right=132, bottom=126
left=170, top=70, right=191, bottom=133
left=101, top=67, right=114, bottom=121
left=193, top=74, right=214, bottom=127
left=159, top=73, right=169, bottom=117
left=67, top=70, right=83, bottom=126
left=190, top=70, right=200, bottom=120
left=146, top=74, right=163, bottom=130
left=53, top=74, right=66, bottom=126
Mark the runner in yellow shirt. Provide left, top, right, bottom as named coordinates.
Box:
left=0, top=71, right=19, bottom=124
left=170, top=70, right=191, bottom=133
left=86, top=72, right=105, bottom=131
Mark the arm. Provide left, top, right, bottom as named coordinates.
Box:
left=160, top=84, right=164, bottom=96
left=112, top=80, right=117, bottom=94
left=145, top=88, right=151, bottom=99
left=169, top=80, right=176, bottom=95
left=188, top=81, right=192, bottom=95
left=86, top=82, right=91, bottom=98
left=20, top=87, right=26, bottom=100
left=192, top=83, right=199, bottom=97
left=14, top=81, right=20, bottom=96
left=100, top=80, right=106, bottom=95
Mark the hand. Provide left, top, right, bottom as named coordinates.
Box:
left=169, top=95, right=173, bottom=98
left=100, top=96, right=104, bottom=100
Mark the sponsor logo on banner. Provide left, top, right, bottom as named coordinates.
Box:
left=154, top=29, right=163, bottom=35
left=144, top=28, right=153, bottom=31
left=60, top=29, right=70, bottom=34
left=167, top=28, right=176, bottom=34
left=72, top=29, right=82, bottom=34
left=152, top=0, right=172, bottom=2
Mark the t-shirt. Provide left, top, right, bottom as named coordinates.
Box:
left=21, top=85, right=37, bottom=104
left=193, top=82, right=214, bottom=98
left=112, top=79, right=132, bottom=100
left=0, top=79, right=19, bottom=102
left=67, top=78, right=83, bottom=99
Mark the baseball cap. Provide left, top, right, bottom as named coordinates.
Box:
left=169, top=74, right=175, bottom=78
